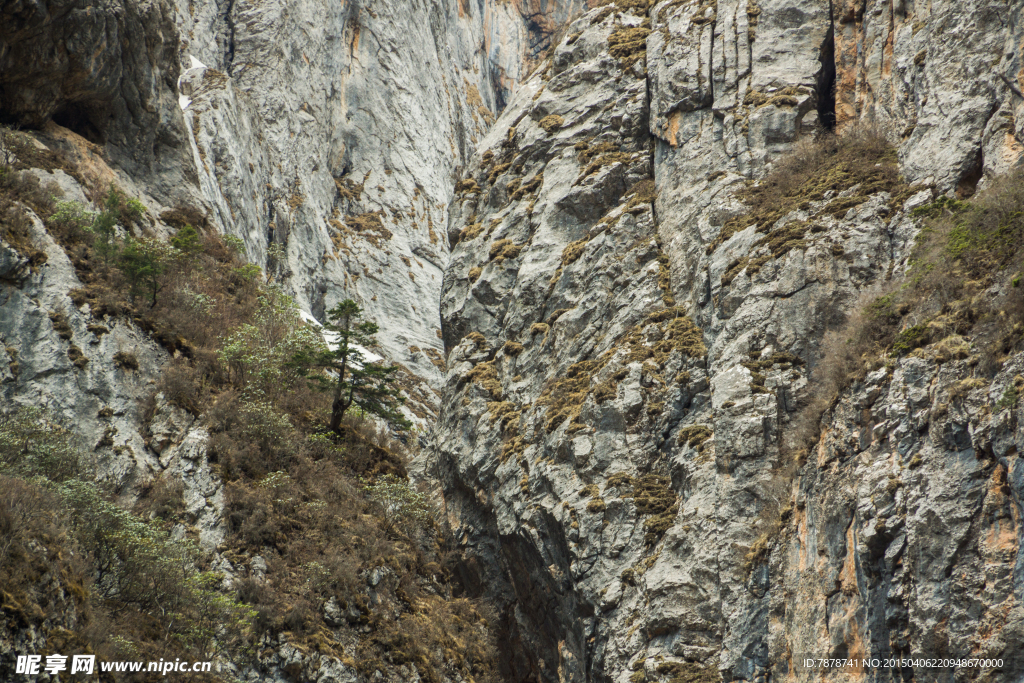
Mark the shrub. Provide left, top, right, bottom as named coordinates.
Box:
left=112, top=350, right=139, bottom=371
left=219, top=286, right=320, bottom=393
left=363, top=473, right=432, bottom=534
left=158, top=358, right=203, bottom=413
left=170, top=224, right=203, bottom=254
left=118, top=236, right=176, bottom=307
left=89, top=185, right=122, bottom=266
left=539, top=114, right=564, bottom=133
left=50, top=200, right=94, bottom=241
left=0, top=407, right=84, bottom=482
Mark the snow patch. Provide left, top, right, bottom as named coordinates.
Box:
left=299, top=310, right=382, bottom=362
left=177, top=56, right=212, bottom=111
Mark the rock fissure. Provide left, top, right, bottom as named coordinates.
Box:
left=2, top=0, right=1024, bottom=680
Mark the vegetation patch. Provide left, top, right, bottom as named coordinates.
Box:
left=464, top=331, right=487, bottom=349
left=488, top=162, right=512, bottom=184
left=707, top=126, right=910, bottom=257
left=2, top=129, right=502, bottom=681
left=535, top=308, right=705, bottom=435
left=113, top=351, right=139, bottom=371
left=334, top=170, right=370, bottom=202
left=625, top=178, right=657, bottom=212
left=344, top=212, right=393, bottom=249
left=743, top=86, right=806, bottom=109
left=489, top=238, right=522, bottom=262
left=579, top=150, right=640, bottom=182
left=655, top=660, right=721, bottom=683
left=677, top=424, right=712, bottom=449
left=539, top=115, right=565, bottom=134
left=460, top=221, right=485, bottom=242
left=562, top=237, right=590, bottom=266
left=606, top=472, right=634, bottom=491
left=503, top=341, right=525, bottom=356
left=510, top=173, right=544, bottom=201
left=466, top=361, right=502, bottom=399
left=608, top=22, right=652, bottom=69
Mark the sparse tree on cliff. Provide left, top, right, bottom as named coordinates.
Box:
left=289, top=299, right=409, bottom=433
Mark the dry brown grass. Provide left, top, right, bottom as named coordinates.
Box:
left=709, top=125, right=911, bottom=255
left=0, top=127, right=503, bottom=681
left=786, top=165, right=1024, bottom=458
left=608, top=24, right=652, bottom=69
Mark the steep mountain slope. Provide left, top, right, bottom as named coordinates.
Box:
left=2, top=0, right=1024, bottom=681
left=1, top=0, right=586, bottom=422
left=436, top=1, right=1024, bottom=682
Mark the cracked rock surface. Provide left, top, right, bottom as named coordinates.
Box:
left=436, top=2, right=1024, bottom=682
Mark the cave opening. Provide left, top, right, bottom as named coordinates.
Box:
left=816, top=16, right=837, bottom=131
left=956, top=149, right=984, bottom=198
left=52, top=102, right=105, bottom=145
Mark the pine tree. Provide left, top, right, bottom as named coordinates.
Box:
left=289, top=300, right=410, bottom=432
left=119, top=237, right=172, bottom=307
left=91, top=185, right=121, bottom=267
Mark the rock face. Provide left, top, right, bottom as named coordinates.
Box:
left=0, top=204, right=168, bottom=490
left=0, top=0, right=198, bottom=205
left=436, top=1, right=1024, bottom=682
left=3, top=0, right=1024, bottom=681
left=171, top=0, right=588, bottom=404
left=2, top=0, right=586, bottom=421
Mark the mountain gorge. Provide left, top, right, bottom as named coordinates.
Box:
left=2, top=0, right=1024, bottom=682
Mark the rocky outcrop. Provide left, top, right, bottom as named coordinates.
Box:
left=436, top=1, right=1024, bottom=682
left=0, top=202, right=167, bottom=489
left=0, top=0, right=200, bottom=207
left=171, top=0, right=588, bottom=409
left=777, top=353, right=1024, bottom=679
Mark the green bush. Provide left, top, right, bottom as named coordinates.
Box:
left=119, top=236, right=175, bottom=307
left=89, top=185, right=122, bottom=266
left=0, top=407, right=83, bottom=482
left=124, top=196, right=146, bottom=221
left=363, top=473, right=432, bottom=534
left=170, top=224, right=203, bottom=254
left=57, top=478, right=255, bottom=657
left=50, top=200, right=94, bottom=239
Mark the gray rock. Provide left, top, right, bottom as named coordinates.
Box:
left=435, top=1, right=1024, bottom=682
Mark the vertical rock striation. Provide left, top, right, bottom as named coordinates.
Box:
left=437, top=0, right=1024, bottom=681
left=171, top=0, right=589, bottom=407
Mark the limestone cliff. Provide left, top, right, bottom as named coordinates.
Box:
left=437, top=1, right=1024, bottom=682
left=2, top=0, right=1024, bottom=682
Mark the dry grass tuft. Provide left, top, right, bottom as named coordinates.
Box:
left=608, top=24, right=652, bottom=69
left=539, top=115, right=565, bottom=134
left=708, top=125, right=910, bottom=256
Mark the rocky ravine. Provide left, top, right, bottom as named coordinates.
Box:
left=0, top=0, right=585, bottom=497
left=437, top=1, right=1024, bottom=682
left=2, top=0, right=1024, bottom=682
